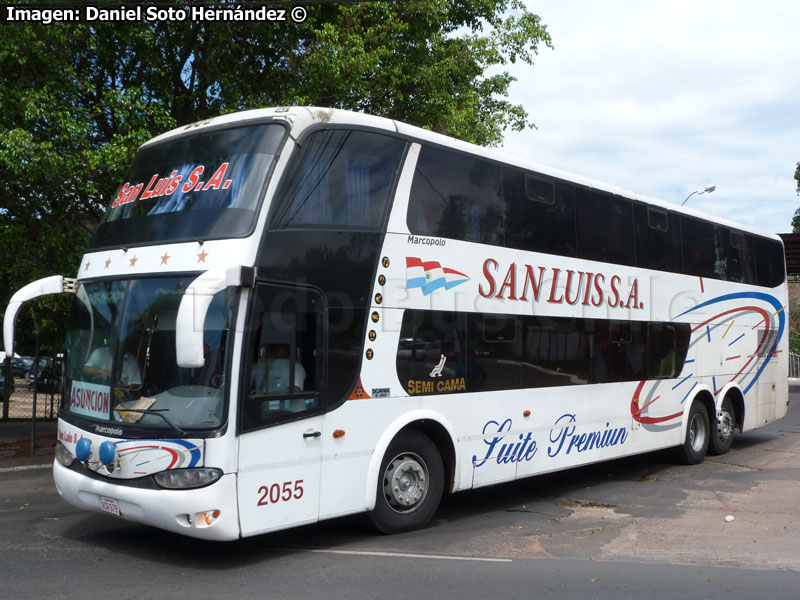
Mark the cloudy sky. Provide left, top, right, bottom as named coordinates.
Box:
left=500, top=0, right=799, bottom=234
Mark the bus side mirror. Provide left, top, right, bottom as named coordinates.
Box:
left=4, top=276, right=75, bottom=356
left=175, top=265, right=253, bottom=369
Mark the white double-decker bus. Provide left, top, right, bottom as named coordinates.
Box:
left=4, top=107, right=788, bottom=540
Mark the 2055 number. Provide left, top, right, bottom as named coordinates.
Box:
left=257, top=480, right=304, bottom=506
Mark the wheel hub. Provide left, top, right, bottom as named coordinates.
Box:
left=689, top=413, right=707, bottom=453
left=383, top=453, right=428, bottom=513
left=717, top=410, right=734, bottom=440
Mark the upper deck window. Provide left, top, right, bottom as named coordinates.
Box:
left=633, top=205, right=682, bottom=272
left=681, top=217, right=720, bottom=279
left=575, top=188, right=635, bottom=266
left=408, top=143, right=784, bottom=288
left=270, top=129, right=406, bottom=230
left=91, top=123, right=286, bottom=249
left=754, top=235, right=786, bottom=288
left=408, top=146, right=504, bottom=244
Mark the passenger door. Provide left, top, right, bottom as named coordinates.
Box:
left=237, top=283, right=325, bottom=535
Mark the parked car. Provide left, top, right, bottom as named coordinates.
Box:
left=33, top=357, right=60, bottom=392
left=11, top=356, right=54, bottom=383
left=0, top=368, right=14, bottom=401
left=10, top=356, right=33, bottom=379
left=31, top=356, right=54, bottom=378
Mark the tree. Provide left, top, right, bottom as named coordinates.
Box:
left=0, top=0, right=552, bottom=356
left=793, top=163, right=800, bottom=233
left=790, top=162, right=800, bottom=355
left=795, top=159, right=800, bottom=203
left=0, top=23, right=173, bottom=356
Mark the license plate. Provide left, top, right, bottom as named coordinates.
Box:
left=99, top=496, right=121, bottom=517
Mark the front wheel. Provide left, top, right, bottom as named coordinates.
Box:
left=708, top=397, right=735, bottom=455
left=674, top=401, right=710, bottom=465
left=368, top=430, right=444, bottom=534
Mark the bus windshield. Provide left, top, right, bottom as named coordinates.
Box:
left=62, top=277, right=236, bottom=433
left=90, top=123, right=286, bottom=248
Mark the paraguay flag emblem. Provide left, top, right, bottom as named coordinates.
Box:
left=406, top=257, right=470, bottom=296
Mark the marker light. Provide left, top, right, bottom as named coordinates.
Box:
left=75, top=438, right=91, bottom=462
left=154, top=468, right=223, bottom=489
left=193, top=510, right=222, bottom=527
left=55, top=443, right=74, bottom=467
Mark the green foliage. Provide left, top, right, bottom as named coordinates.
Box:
left=789, top=165, right=800, bottom=353
left=0, top=0, right=552, bottom=356
left=796, top=162, right=800, bottom=194
left=788, top=279, right=800, bottom=355
left=793, top=163, right=800, bottom=233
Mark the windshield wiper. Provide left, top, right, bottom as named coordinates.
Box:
left=113, top=408, right=186, bottom=436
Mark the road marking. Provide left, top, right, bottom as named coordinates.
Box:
left=310, top=549, right=512, bottom=563
left=0, top=463, right=51, bottom=474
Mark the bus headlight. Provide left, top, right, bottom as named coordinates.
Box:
left=154, top=468, right=223, bottom=489
left=55, top=442, right=74, bottom=467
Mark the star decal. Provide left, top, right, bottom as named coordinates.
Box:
left=197, top=249, right=208, bottom=263
left=160, top=252, right=170, bottom=265
left=129, top=256, right=138, bottom=267
left=84, top=261, right=91, bottom=271
left=104, top=258, right=112, bottom=269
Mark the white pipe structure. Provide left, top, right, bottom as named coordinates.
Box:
left=3, top=276, right=75, bottom=356
left=175, top=265, right=251, bottom=368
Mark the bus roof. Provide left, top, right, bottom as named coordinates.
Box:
left=141, top=106, right=780, bottom=243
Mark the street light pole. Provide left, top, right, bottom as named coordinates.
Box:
left=682, top=184, right=716, bottom=206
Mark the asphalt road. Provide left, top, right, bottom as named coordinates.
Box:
left=3, top=388, right=800, bottom=599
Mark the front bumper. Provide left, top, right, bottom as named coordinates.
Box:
left=53, top=460, right=241, bottom=541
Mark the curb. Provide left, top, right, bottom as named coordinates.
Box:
left=0, top=462, right=51, bottom=474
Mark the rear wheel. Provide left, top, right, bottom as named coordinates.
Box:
left=675, top=401, right=710, bottom=465
left=368, top=430, right=444, bottom=534
left=708, top=397, right=735, bottom=455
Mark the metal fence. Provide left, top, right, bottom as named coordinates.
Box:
left=791, top=353, right=800, bottom=379
left=1, top=365, right=60, bottom=456
left=3, top=377, right=60, bottom=419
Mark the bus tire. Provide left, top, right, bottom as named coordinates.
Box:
left=368, top=430, right=444, bottom=534
left=708, top=397, right=735, bottom=455
left=675, top=401, right=710, bottom=465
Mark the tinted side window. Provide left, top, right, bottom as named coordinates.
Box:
left=634, top=204, right=682, bottom=272
left=271, top=129, right=405, bottom=230
left=466, top=314, right=522, bottom=392
left=575, top=189, right=635, bottom=266
left=408, top=146, right=504, bottom=244
left=719, top=228, right=756, bottom=283
left=327, top=306, right=366, bottom=406
left=647, top=323, right=690, bottom=379
left=754, top=236, right=786, bottom=288
left=397, top=310, right=468, bottom=396
left=398, top=311, right=691, bottom=394
left=241, top=285, right=324, bottom=431
left=591, top=321, right=647, bottom=383
left=681, top=217, right=720, bottom=279
left=504, top=168, right=577, bottom=257
left=522, top=317, right=591, bottom=388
